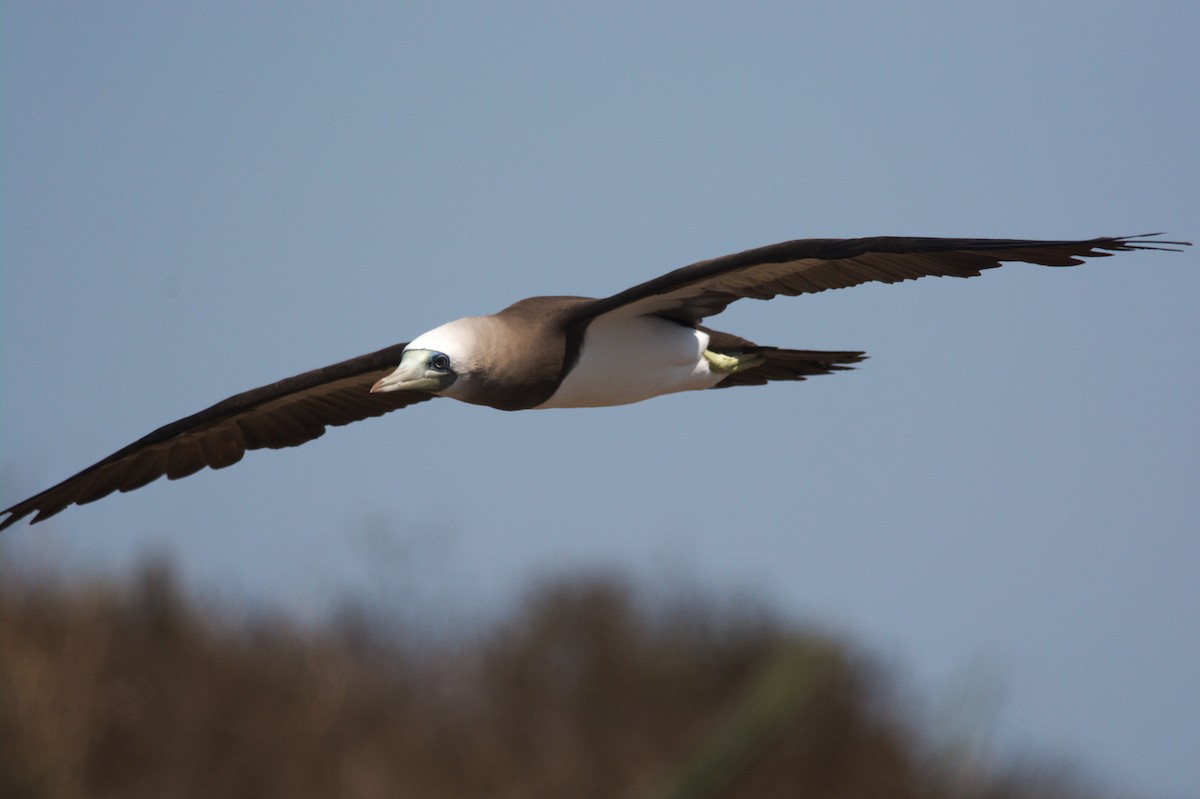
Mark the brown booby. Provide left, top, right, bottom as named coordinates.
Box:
left=0, top=234, right=1189, bottom=531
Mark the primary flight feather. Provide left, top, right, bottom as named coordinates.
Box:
left=1, top=233, right=1189, bottom=531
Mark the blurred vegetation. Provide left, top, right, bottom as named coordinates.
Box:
left=0, top=562, right=1108, bottom=799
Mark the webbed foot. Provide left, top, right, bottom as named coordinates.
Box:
left=703, top=349, right=765, bottom=374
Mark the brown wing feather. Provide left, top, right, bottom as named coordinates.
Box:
left=1, top=343, right=432, bottom=531
left=568, top=235, right=1190, bottom=326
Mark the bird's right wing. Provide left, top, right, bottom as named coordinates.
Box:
left=566, top=235, right=1190, bottom=326
left=1, top=342, right=433, bottom=531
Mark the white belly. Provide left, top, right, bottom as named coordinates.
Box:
left=536, top=316, right=723, bottom=409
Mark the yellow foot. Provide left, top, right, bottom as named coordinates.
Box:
left=703, top=349, right=765, bottom=374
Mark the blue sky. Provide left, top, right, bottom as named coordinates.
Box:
left=3, top=3, right=1198, bottom=795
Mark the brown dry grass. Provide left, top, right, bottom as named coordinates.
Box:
left=0, top=562, right=1106, bottom=799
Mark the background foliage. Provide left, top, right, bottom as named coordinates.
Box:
left=1, top=562, right=1107, bottom=799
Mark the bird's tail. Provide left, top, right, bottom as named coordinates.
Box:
left=703, top=328, right=865, bottom=389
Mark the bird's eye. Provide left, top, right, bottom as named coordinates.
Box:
left=429, top=353, right=451, bottom=371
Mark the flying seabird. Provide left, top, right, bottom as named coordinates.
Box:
left=0, top=234, right=1189, bottom=531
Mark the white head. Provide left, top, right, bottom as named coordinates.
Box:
left=370, top=308, right=567, bottom=411
left=370, top=317, right=488, bottom=398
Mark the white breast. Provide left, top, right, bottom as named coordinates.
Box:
left=536, top=316, right=723, bottom=409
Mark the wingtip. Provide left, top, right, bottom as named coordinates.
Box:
left=0, top=502, right=56, bottom=532
left=1111, top=233, right=1193, bottom=252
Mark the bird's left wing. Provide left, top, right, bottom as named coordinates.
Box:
left=566, top=235, right=1189, bottom=326
left=1, top=342, right=433, bottom=531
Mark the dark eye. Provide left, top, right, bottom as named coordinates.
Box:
left=429, top=353, right=450, bottom=371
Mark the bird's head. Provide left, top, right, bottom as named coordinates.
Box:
left=370, top=317, right=491, bottom=396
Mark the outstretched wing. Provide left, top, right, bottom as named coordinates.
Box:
left=1, top=343, right=432, bottom=530
left=568, top=235, right=1190, bottom=326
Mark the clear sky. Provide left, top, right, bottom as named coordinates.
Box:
left=2, top=3, right=1197, bottom=795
